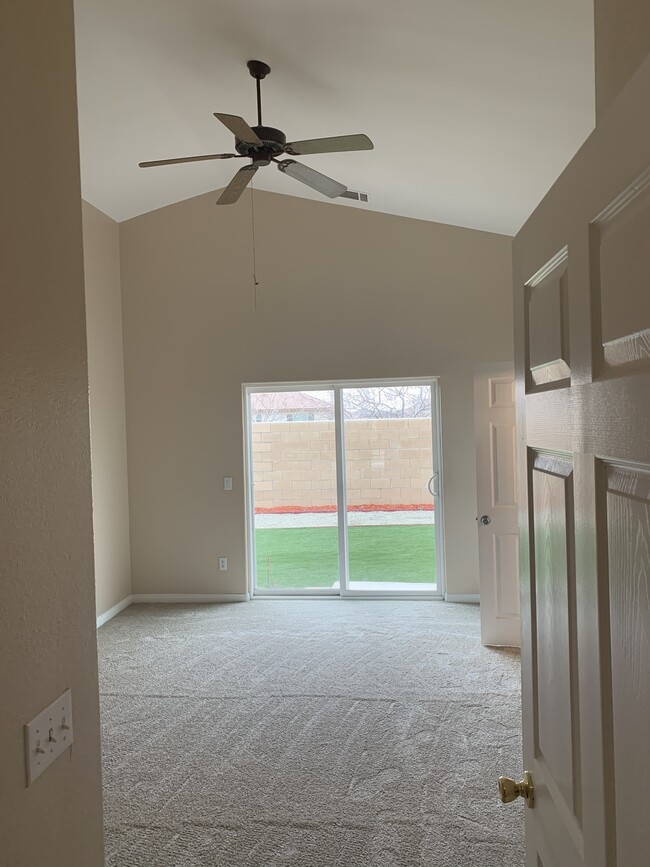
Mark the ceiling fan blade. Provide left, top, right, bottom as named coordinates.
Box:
left=139, top=153, right=244, bottom=168
left=284, top=134, right=373, bottom=156
left=276, top=160, right=346, bottom=199
left=216, top=165, right=258, bottom=205
left=214, top=113, right=262, bottom=146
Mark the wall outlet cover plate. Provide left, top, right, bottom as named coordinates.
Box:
left=24, top=688, right=74, bottom=785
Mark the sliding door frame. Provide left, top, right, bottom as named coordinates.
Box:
left=243, top=377, right=445, bottom=600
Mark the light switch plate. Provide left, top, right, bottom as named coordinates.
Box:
left=24, top=688, right=74, bottom=785
left=223, top=476, right=233, bottom=491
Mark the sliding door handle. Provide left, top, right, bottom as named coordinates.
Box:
left=427, top=473, right=440, bottom=498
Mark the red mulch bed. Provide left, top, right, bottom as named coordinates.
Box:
left=255, top=503, right=434, bottom=514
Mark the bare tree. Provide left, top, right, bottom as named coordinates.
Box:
left=251, top=387, right=431, bottom=421
left=342, top=386, right=431, bottom=419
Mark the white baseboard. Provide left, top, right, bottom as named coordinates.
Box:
left=96, top=595, right=133, bottom=628
left=445, top=593, right=480, bottom=604
left=130, top=593, right=251, bottom=604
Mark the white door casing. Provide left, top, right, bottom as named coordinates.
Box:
left=513, top=56, right=650, bottom=867
left=474, top=363, right=520, bottom=647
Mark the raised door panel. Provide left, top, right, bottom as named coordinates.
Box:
left=490, top=376, right=515, bottom=408
left=491, top=422, right=517, bottom=508
left=489, top=388, right=519, bottom=622
left=526, top=250, right=571, bottom=389
left=603, top=462, right=650, bottom=866
left=494, top=533, right=520, bottom=619
left=530, top=453, right=582, bottom=862
left=593, top=168, right=650, bottom=373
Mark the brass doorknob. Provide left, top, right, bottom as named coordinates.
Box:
left=498, top=771, right=534, bottom=808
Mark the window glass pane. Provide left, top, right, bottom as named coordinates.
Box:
left=342, top=385, right=436, bottom=591
left=251, top=390, right=339, bottom=590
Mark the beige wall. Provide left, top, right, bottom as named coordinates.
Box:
left=253, top=419, right=433, bottom=509
left=594, top=0, right=650, bottom=118
left=120, top=189, right=512, bottom=597
left=0, top=2, right=104, bottom=864
left=83, top=202, right=132, bottom=618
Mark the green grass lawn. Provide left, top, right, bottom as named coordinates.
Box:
left=255, top=524, right=436, bottom=589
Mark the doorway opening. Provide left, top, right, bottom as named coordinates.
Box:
left=244, top=379, right=445, bottom=598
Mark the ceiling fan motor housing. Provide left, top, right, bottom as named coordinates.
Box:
left=235, top=125, right=286, bottom=165
left=247, top=60, right=271, bottom=80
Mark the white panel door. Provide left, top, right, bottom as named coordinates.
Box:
left=474, top=363, right=520, bottom=646
left=511, top=56, right=650, bottom=866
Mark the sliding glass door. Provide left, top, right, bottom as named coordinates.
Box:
left=248, top=388, right=339, bottom=593
left=341, top=385, right=438, bottom=593
left=245, top=379, right=443, bottom=597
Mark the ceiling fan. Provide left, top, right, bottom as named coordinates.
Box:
left=139, top=60, right=373, bottom=205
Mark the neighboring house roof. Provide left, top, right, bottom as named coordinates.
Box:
left=251, top=392, right=333, bottom=412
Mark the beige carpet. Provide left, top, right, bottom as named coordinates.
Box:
left=99, top=600, right=524, bottom=866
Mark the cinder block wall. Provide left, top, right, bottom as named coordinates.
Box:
left=252, top=419, right=433, bottom=509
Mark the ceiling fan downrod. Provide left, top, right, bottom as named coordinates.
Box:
left=247, top=60, right=271, bottom=127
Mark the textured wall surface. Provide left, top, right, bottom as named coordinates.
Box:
left=594, top=0, right=650, bottom=118
left=0, top=2, right=105, bottom=864
left=83, top=202, right=132, bottom=618
left=120, top=189, right=513, bottom=597
left=252, top=419, right=433, bottom=509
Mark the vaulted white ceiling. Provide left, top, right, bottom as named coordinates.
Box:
left=74, top=0, right=595, bottom=234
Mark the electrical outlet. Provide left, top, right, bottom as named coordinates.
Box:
left=24, top=689, right=74, bottom=786
left=223, top=476, right=232, bottom=491
left=219, top=557, right=228, bottom=571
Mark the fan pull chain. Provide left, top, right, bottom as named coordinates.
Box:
left=250, top=180, right=260, bottom=309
